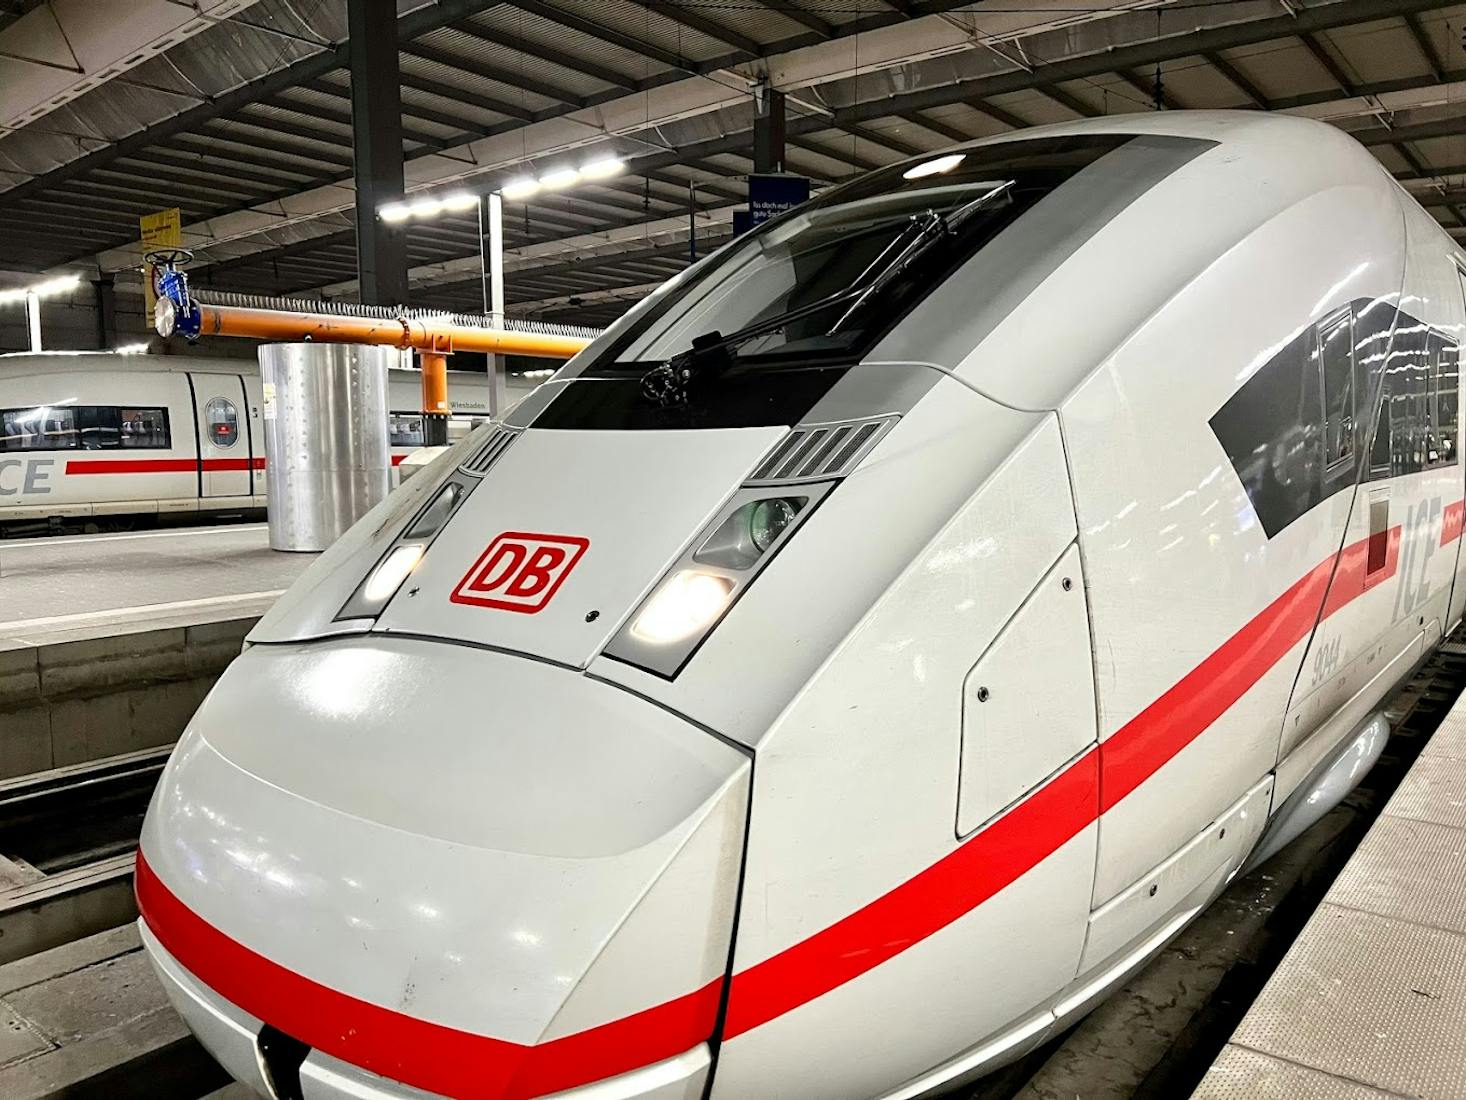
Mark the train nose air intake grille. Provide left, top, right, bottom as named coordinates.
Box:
left=749, top=416, right=897, bottom=484
left=460, top=427, right=518, bottom=475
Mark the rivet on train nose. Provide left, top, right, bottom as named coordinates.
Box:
left=976, top=687, right=990, bottom=702
left=586, top=609, right=600, bottom=622
left=1061, top=577, right=1073, bottom=591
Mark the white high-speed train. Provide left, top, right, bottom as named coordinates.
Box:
left=0, top=352, right=515, bottom=531
left=138, top=112, right=1465, bottom=1100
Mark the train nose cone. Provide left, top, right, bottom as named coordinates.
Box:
left=136, top=637, right=749, bottom=1099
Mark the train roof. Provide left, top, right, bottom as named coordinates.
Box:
left=867, top=110, right=1461, bottom=411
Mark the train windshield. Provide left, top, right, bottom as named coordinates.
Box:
left=594, top=133, right=1132, bottom=372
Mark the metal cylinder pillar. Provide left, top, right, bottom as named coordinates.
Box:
left=258, top=343, right=393, bottom=552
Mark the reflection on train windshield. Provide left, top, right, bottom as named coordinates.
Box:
left=599, top=133, right=1131, bottom=370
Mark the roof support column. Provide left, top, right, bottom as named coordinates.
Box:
left=348, top=0, right=409, bottom=308
left=92, top=274, right=117, bottom=350
left=754, top=84, right=786, bottom=174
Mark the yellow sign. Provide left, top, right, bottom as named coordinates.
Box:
left=140, top=207, right=181, bottom=249
left=140, top=208, right=181, bottom=313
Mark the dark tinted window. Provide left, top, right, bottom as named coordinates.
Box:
left=0, top=405, right=170, bottom=452
left=1437, top=343, right=1460, bottom=467
left=587, top=134, right=1133, bottom=373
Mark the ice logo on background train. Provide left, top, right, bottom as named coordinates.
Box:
left=0, top=458, right=53, bottom=495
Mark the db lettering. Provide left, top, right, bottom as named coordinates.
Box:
left=451, top=532, right=589, bottom=614
left=0, top=458, right=54, bottom=496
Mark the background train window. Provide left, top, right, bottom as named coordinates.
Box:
left=1, top=406, right=77, bottom=451
left=73, top=406, right=171, bottom=449
left=1317, top=311, right=1355, bottom=467
left=205, top=398, right=239, bottom=448
left=390, top=414, right=424, bottom=447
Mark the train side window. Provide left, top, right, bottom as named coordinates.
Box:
left=1318, top=311, right=1355, bottom=467
left=0, top=406, right=77, bottom=451
left=205, top=398, right=239, bottom=448
left=390, top=414, right=424, bottom=447
left=1369, top=387, right=1392, bottom=477
left=1437, top=344, right=1459, bottom=466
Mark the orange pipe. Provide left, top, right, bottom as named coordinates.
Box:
left=419, top=351, right=449, bottom=416
left=196, top=304, right=589, bottom=360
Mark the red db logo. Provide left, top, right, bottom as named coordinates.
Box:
left=451, top=532, right=589, bottom=614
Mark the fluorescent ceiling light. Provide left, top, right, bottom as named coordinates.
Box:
left=501, top=177, right=540, bottom=201
left=539, top=167, right=580, bottom=190
left=580, top=156, right=625, bottom=180
left=0, top=274, right=81, bottom=304
left=408, top=197, right=443, bottom=218
left=440, top=191, right=479, bottom=212
left=903, top=153, right=966, bottom=181
left=379, top=203, right=411, bottom=223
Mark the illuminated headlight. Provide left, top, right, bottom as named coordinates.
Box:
left=363, top=543, right=424, bottom=602
left=335, top=474, right=475, bottom=622
left=603, top=484, right=832, bottom=678
left=631, top=571, right=733, bottom=644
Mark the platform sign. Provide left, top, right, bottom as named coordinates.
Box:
left=734, top=175, right=809, bottom=236
left=139, top=207, right=181, bottom=313
left=751, top=174, right=808, bottom=222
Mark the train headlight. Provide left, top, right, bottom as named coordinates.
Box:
left=604, top=485, right=831, bottom=678
left=631, top=571, right=733, bottom=644
left=363, top=543, right=425, bottom=602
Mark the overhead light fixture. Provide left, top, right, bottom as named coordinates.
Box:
left=501, top=177, right=540, bottom=201
left=580, top=156, right=625, bottom=180
left=440, top=191, right=479, bottom=212
left=114, top=342, right=148, bottom=355
left=0, top=273, right=82, bottom=304
left=903, top=153, right=966, bottom=181
left=539, top=167, right=580, bottom=190
left=409, top=197, right=443, bottom=218
left=379, top=202, right=411, bottom=223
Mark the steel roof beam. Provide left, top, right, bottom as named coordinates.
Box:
left=1204, top=51, right=1269, bottom=108
left=1403, top=12, right=1448, bottom=81
left=1299, top=32, right=1355, bottom=94
left=0, top=0, right=513, bottom=209
left=625, top=0, right=768, bottom=58
left=447, top=18, right=639, bottom=91
left=400, top=42, right=584, bottom=112
left=1040, top=86, right=1100, bottom=118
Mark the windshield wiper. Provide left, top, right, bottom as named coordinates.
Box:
left=639, top=182, right=1014, bottom=408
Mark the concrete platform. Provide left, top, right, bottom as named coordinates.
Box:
left=0, top=524, right=302, bottom=649
left=0, top=923, right=229, bottom=1099
left=0, top=525, right=312, bottom=779
left=1193, top=696, right=1466, bottom=1099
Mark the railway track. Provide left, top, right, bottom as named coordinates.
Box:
left=956, top=637, right=1466, bottom=1100
left=0, top=746, right=167, bottom=965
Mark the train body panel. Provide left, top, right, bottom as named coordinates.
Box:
left=136, top=113, right=1466, bottom=1100
left=0, top=353, right=515, bottom=528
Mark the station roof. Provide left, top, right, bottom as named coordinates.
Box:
left=0, top=0, right=1462, bottom=329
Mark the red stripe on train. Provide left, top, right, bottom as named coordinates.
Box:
left=66, top=458, right=266, bottom=474
left=68, top=455, right=406, bottom=472
left=134, top=854, right=723, bottom=1100
left=137, top=526, right=1406, bottom=1093
left=722, top=525, right=1400, bottom=1037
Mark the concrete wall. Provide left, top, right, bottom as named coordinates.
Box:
left=0, top=617, right=254, bottom=778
